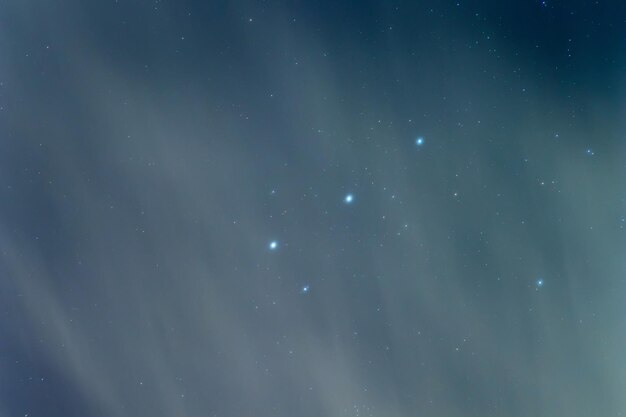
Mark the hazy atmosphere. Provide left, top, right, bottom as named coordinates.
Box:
left=1, top=1, right=626, bottom=416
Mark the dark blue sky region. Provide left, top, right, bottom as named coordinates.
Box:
left=1, top=1, right=626, bottom=416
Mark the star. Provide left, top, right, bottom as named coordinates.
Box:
left=300, top=285, right=310, bottom=294
left=344, top=193, right=354, bottom=204
left=536, top=278, right=544, bottom=288
left=586, top=148, right=594, bottom=156
left=269, top=240, right=278, bottom=250
left=415, top=136, right=425, bottom=146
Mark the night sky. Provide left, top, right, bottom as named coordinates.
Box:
left=2, top=1, right=626, bottom=416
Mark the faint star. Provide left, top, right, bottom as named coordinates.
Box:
left=269, top=240, right=278, bottom=250
left=344, top=193, right=354, bottom=204
left=586, top=148, right=594, bottom=156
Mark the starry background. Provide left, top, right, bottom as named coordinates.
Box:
left=1, top=1, right=626, bottom=416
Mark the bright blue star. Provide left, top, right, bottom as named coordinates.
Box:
left=269, top=240, right=278, bottom=250
left=300, top=285, right=310, bottom=294
left=536, top=278, right=544, bottom=288
left=416, top=136, right=425, bottom=146
left=344, top=193, right=354, bottom=204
